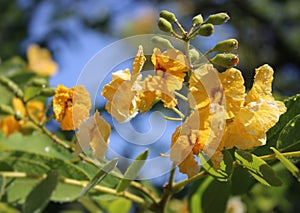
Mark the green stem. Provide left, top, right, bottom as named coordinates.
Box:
left=164, top=116, right=182, bottom=121
left=174, top=91, right=188, bottom=102
left=156, top=164, right=176, bottom=213
left=0, top=171, right=147, bottom=206
left=171, top=107, right=185, bottom=118
left=172, top=170, right=207, bottom=193
left=171, top=31, right=183, bottom=39
left=174, top=19, right=187, bottom=36
left=260, top=150, right=300, bottom=161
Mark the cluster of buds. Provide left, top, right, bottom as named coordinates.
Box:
left=157, top=10, right=239, bottom=69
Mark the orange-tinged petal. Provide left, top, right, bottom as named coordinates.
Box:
left=218, top=68, right=245, bottom=119
left=246, top=64, right=274, bottom=104
left=224, top=99, right=286, bottom=149
left=170, top=126, right=200, bottom=177
left=78, top=111, right=111, bottom=159
left=12, top=98, right=26, bottom=116
left=151, top=48, right=189, bottom=81
left=132, top=45, right=146, bottom=79
left=53, top=85, right=91, bottom=130
left=27, top=44, right=58, bottom=76
left=0, top=116, right=21, bottom=136
left=102, top=46, right=146, bottom=121
left=141, top=72, right=182, bottom=109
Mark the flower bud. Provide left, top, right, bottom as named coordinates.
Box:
left=212, top=39, right=238, bottom=52
left=0, top=104, right=14, bottom=115
left=0, top=76, right=24, bottom=98
left=197, top=23, right=214, bottom=36
left=160, top=10, right=176, bottom=22
left=192, top=14, right=204, bottom=26
left=205, top=13, right=230, bottom=25
left=151, top=36, right=174, bottom=49
left=40, top=88, right=56, bottom=97
left=211, top=54, right=239, bottom=68
left=28, top=78, right=48, bottom=87
left=158, top=18, right=173, bottom=33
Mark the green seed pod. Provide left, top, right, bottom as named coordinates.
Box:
left=212, top=39, right=238, bottom=52
left=28, top=78, right=48, bottom=87
left=0, top=76, right=24, bottom=98
left=210, top=53, right=239, bottom=68
left=197, top=23, right=214, bottom=36
left=158, top=17, right=173, bottom=33
left=205, top=13, right=230, bottom=25
left=160, top=10, right=176, bottom=22
left=0, top=104, right=15, bottom=115
left=40, top=88, right=56, bottom=97
left=151, top=36, right=174, bottom=49
left=192, top=14, right=204, bottom=26
left=189, top=48, right=200, bottom=62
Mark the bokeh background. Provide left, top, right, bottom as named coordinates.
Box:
left=1, top=0, right=300, bottom=212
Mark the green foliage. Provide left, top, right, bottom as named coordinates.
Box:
left=79, top=159, right=118, bottom=197
left=271, top=147, right=300, bottom=181
left=189, top=176, right=230, bottom=213
left=199, top=150, right=233, bottom=181
left=235, top=150, right=282, bottom=186
left=23, top=170, right=59, bottom=213
left=116, top=149, right=148, bottom=193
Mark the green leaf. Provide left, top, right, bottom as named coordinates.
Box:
left=0, top=202, right=20, bottom=213
left=6, top=179, right=40, bottom=204
left=51, top=183, right=83, bottom=202
left=4, top=151, right=90, bottom=180
left=0, top=175, right=5, bottom=200
left=79, top=158, right=118, bottom=197
left=0, top=157, right=50, bottom=174
left=97, top=198, right=131, bottom=213
left=276, top=114, right=300, bottom=152
left=189, top=176, right=230, bottom=213
left=23, top=170, right=59, bottom=213
left=271, top=147, right=300, bottom=181
left=0, top=132, right=73, bottom=160
left=199, top=150, right=233, bottom=181
left=230, top=166, right=256, bottom=195
left=116, top=149, right=148, bottom=193
left=235, top=150, right=282, bottom=186
left=255, top=94, right=300, bottom=155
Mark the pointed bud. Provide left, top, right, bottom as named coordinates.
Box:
left=197, top=23, right=214, bottom=36
left=0, top=104, right=15, bottom=115
left=192, top=14, right=204, bottom=26
left=28, top=78, right=48, bottom=87
left=40, top=88, right=56, bottom=97
left=212, top=39, right=238, bottom=52
left=205, top=13, right=230, bottom=25
left=160, top=10, right=176, bottom=22
left=0, top=76, right=24, bottom=98
left=211, top=54, right=239, bottom=68
left=158, top=18, right=173, bottom=33
left=151, top=36, right=174, bottom=49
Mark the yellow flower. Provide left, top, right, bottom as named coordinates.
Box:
left=102, top=45, right=146, bottom=122
left=221, top=64, right=286, bottom=149
left=27, top=44, right=58, bottom=76
left=0, top=98, right=45, bottom=136
left=171, top=64, right=286, bottom=177
left=53, top=85, right=91, bottom=130
left=139, top=48, right=189, bottom=111
left=77, top=111, right=111, bottom=159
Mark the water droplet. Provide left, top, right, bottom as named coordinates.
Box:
left=45, top=146, right=50, bottom=152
